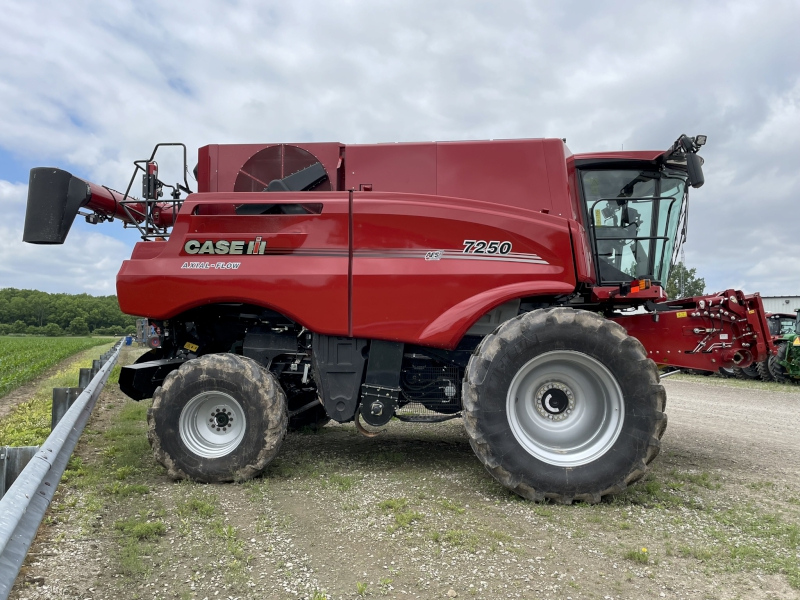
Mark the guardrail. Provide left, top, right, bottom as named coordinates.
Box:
left=0, top=341, right=123, bottom=599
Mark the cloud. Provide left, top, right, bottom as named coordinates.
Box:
left=0, top=0, right=798, bottom=296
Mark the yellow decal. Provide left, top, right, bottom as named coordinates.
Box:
left=184, top=342, right=199, bottom=352
left=594, top=209, right=602, bottom=226
left=748, top=309, right=755, bottom=314
left=676, top=311, right=687, bottom=318
left=793, top=338, right=800, bottom=347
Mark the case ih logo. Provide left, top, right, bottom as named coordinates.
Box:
left=184, top=237, right=266, bottom=255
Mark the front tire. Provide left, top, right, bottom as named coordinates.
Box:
left=755, top=360, right=773, bottom=382
left=463, top=308, right=666, bottom=504
left=148, top=354, right=287, bottom=482
left=768, top=344, right=791, bottom=384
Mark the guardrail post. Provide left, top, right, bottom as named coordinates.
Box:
left=51, top=387, right=82, bottom=431
left=0, top=447, right=40, bottom=501
left=78, top=368, right=92, bottom=389
left=91, top=360, right=102, bottom=378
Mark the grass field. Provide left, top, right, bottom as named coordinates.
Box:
left=0, top=336, right=113, bottom=399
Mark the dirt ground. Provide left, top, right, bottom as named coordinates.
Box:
left=9, top=349, right=800, bottom=600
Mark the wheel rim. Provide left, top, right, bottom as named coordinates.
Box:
left=179, top=391, right=247, bottom=458
left=506, top=350, right=624, bottom=467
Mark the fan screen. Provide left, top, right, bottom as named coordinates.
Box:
left=234, top=145, right=331, bottom=192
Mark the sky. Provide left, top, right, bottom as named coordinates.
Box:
left=0, top=0, right=798, bottom=297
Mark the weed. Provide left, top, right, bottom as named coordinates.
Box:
left=788, top=525, right=799, bottom=548
left=114, top=519, right=166, bottom=540
left=62, top=456, right=88, bottom=483
left=487, top=530, right=511, bottom=542
left=624, top=547, right=650, bottom=564
left=114, top=466, right=135, bottom=480
left=327, top=473, right=356, bottom=492
left=618, top=521, right=632, bottom=530
left=119, top=538, right=151, bottom=576
left=614, top=475, right=685, bottom=508
left=680, top=471, right=721, bottom=490
left=440, top=498, right=465, bottom=514
left=393, top=510, right=424, bottom=529
left=379, top=498, right=408, bottom=512
left=679, top=545, right=715, bottom=561
left=379, top=577, right=393, bottom=595
left=311, top=591, right=328, bottom=600
left=242, top=478, right=269, bottom=501
left=176, top=496, right=216, bottom=518
left=356, top=581, right=368, bottom=596
left=118, top=401, right=148, bottom=421
left=747, top=481, right=776, bottom=491
left=586, top=513, right=603, bottom=523
left=105, top=482, right=149, bottom=497
left=444, top=529, right=480, bottom=552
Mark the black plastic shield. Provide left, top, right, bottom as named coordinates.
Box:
left=23, top=167, right=91, bottom=244
left=686, top=153, right=705, bottom=188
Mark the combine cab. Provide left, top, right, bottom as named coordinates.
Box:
left=22, top=135, right=774, bottom=503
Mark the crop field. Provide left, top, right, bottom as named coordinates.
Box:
left=0, top=336, right=112, bottom=398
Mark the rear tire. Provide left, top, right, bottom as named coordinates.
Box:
left=733, top=364, right=760, bottom=380
left=148, top=354, right=287, bottom=482
left=755, top=360, right=773, bottom=382
left=463, top=308, right=666, bottom=504
left=717, top=367, right=736, bottom=378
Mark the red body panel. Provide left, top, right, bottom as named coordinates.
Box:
left=118, top=192, right=351, bottom=336
left=111, top=137, right=772, bottom=369
left=118, top=188, right=577, bottom=349
left=351, top=192, right=575, bottom=347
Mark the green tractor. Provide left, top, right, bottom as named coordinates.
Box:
left=767, top=309, right=800, bottom=384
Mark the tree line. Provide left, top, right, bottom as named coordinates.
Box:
left=0, top=288, right=137, bottom=336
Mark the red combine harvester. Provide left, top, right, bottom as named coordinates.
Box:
left=23, top=136, right=772, bottom=503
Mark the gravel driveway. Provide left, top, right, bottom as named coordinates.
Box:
left=10, top=359, right=800, bottom=600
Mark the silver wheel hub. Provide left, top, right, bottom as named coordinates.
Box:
left=534, top=382, right=575, bottom=421
left=179, top=391, right=247, bottom=459
left=506, top=350, right=624, bottom=467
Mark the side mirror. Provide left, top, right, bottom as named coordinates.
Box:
left=686, top=152, right=704, bottom=188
